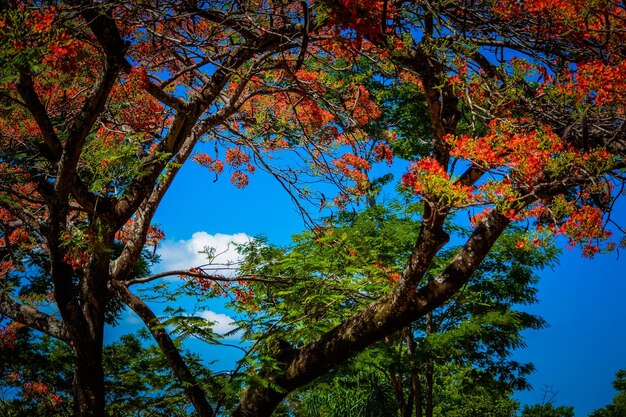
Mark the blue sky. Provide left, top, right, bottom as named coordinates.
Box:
left=513, top=247, right=626, bottom=415
left=109, top=153, right=626, bottom=416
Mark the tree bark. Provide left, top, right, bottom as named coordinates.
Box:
left=73, top=345, right=106, bottom=417
left=0, top=293, right=70, bottom=342
left=232, top=211, right=511, bottom=416
left=405, top=329, right=422, bottom=417
left=112, top=282, right=214, bottom=417
left=413, top=371, right=423, bottom=417
left=425, top=313, right=434, bottom=417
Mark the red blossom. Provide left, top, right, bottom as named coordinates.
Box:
left=22, top=381, right=62, bottom=409
left=402, top=157, right=474, bottom=206
left=373, top=142, right=393, bottom=165
left=557, top=205, right=612, bottom=257
left=212, top=160, right=225, bottom=174
left=146, top=225, right=165, bottom=247
left=233, top=287, right=254, bottom=304
left=333, top=153, right=372, bottom=195
left=230, top=171, right=249, bottom=188
left=0, top=322, right=23, bottom=350
left=329, top=0, right=393, bottom=41
left=193, top=153, right=213, bottom=167
left=225, top=148, right=250, bottom=166
left=470, top=208, right=493, bottom=227
left=64, top=248, right=89, bottom=271
left=194, top=154, right=224, bottom=174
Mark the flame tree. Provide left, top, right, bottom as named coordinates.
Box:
left=0, top=1, right=624, bottom=416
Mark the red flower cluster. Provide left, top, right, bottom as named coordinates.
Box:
left=573, top=60, right=626, bottom=106
left=63, top=247, right=89, bottom=271
left=193, top=154, right=224, bottom=174
left=333, top=153, right=371, bottom=195
left=558, top=205, right=612, bottom=257
left=448, top=120, right=566, bottom=186
left=0, top=322, right=23, bottom=350
left=22, top=381, right=62, bottom=410
left=146, top=225, right=165, bottom=248
left=232, top=287, right=254, bottom=304
left=350, top=85, right=381, bottom=126
left=402, top=157, right=473, bottom=206
left=330, top=0, right=393, bottom=42
left=373, top=142, right=393, bottom=165
left=225, top=148, right=251, bottom=166
left=230, top=171, right=249, bottom=188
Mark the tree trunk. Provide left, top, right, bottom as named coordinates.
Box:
left=412, top=372, right=423, bottom=417
left=73, top=347, right=106, bottom=417
left=425, top=356, right=434, bottom=417
left=397, top=328, right=412, bottom=417
left=400, top=385, right=413, bottom=417
left=48, top=255, right=107, bottom=417
left=425, top=313, right=434, bottom=417
left=405, top=328, right=422, bottom=417
left=391, top=371, right=409, bottom=417
left=232, top=388, right=286, bottom=417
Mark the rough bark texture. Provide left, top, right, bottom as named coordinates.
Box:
left=113, top=282, right=214, bottom=417
left=0, top=293, right=69, bottom=342
left=2, top=2, right=623, bottom=417
left=232, top=212, right=511, bottom=416
left=406, top=330, right=423, bottom=417
left=73, top=345, right=106, bottom=417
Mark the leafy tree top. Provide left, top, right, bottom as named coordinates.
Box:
left=0, top=1, right=624, bottom=416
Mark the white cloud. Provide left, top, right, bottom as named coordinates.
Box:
left=121, top=308, right=142, bottom=325
left=198, top=310, right=241, bottom=339
left=157, top=232, right=252, bottom=275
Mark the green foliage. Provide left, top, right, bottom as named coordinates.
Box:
left=0, top=330, right=73, bottom=416
left=103, top=331, right=211, bottom=417
left=433, top=363, right=519, bottom=417
left=347, top=56, right=434, bottom=160
left=589, top=369, right=626, bottom=417
left=162, top=313, right=223, bottom=345
left=231, top=200, right=558, bottom=416
left=367, top=74, right=434, bottom=160
left=80, top=133, right=172, bottom=197
left=520, top=403, right=575, bottom=417
left=0, top=8, right=54, bottom=77
left=293, top=367, right=398, bottom=417
left=0, top=329, right=215, bottom=417
left=234, top=202, right=423, bottom=349
left=81, top=136, right=144, bottom=195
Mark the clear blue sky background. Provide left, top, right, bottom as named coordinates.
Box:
left=109, top=153, right=626, bottom=416
left=513, top=247, right=626, bottom=415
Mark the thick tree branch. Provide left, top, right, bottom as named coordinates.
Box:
left=111, top=281, right=214, bottom=417
left=232, top=210, right=511, bottom=416
left=127, top=270, right=288, bottom=286
left=0, top=292, right=70, bottom=342
left=143, top=78, right=187, bottom=111
left=64, top=3, right=128, bottom=151
left=193, top=8, right=257, bottom=40
left=112, top=25, right=306, bottom=263
left=15, top=71, right=63, bottom=160
left=395, top=45, right=460, bottom=166
left=46, top=2, right=128, bottom=214
left=110, top=116, right=198, bottom=279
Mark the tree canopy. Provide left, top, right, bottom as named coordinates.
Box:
left=590, top=369, right=626, bottom=417
left=0, top=1, right=624, bottom=416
